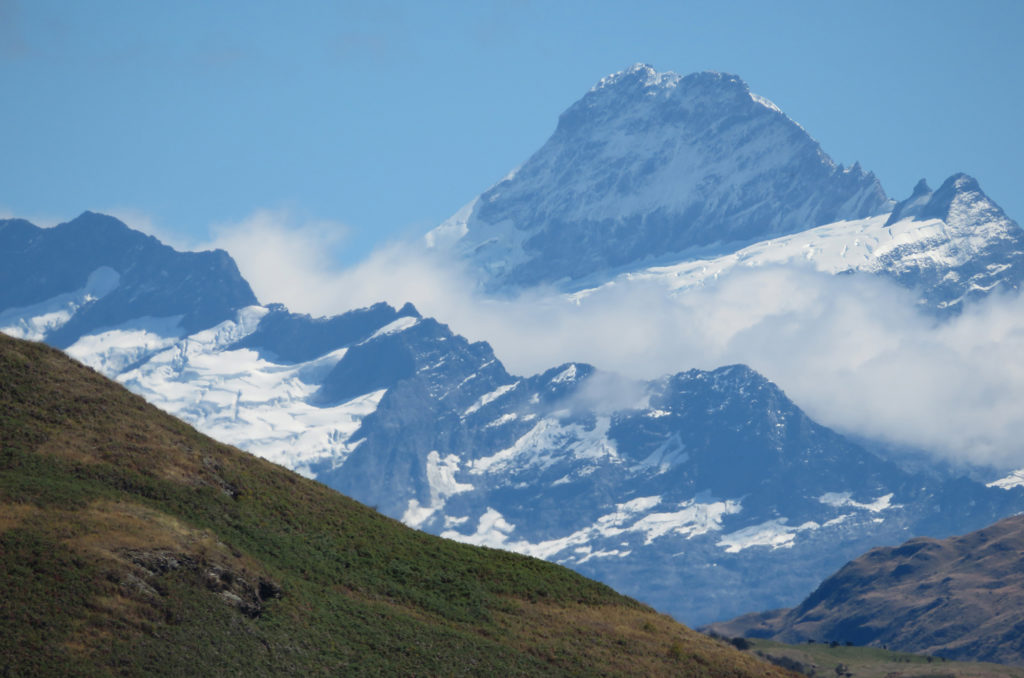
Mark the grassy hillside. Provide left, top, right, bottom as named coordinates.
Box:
left=0, top=333, right=790, bottom=677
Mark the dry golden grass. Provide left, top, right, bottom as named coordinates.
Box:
left=0, top=502, right=38, bottom=532
left=496, top=600, right=792, bottom=677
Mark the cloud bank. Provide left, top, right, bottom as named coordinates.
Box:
left=210, top=211, right=1024, bottom=471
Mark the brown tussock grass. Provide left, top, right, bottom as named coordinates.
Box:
left=495, top=599, right=794, bottom=677
left=61, top=499, right=267, bottom=585
left=0, top=502, right=39, bottom=532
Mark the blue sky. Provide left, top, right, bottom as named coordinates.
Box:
left=2, top=0, right=1022, bottom=264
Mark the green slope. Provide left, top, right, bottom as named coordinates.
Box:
left=0, top=334, right=791, bottom=677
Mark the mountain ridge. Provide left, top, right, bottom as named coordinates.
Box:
left=0, top=211, right=256, bottom=347
left=577, top=171, right=1024, bottom=313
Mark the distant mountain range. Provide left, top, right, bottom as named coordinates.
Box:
left=3, top=65, right=1024, bottom=631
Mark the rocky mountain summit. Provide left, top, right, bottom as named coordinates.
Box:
left=431, top=65, right=890, bottom=290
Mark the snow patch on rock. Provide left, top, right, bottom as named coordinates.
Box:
left=0, top=266, right=121, bottom=341
left=818, top=492, right=897, bottom=513
left=464, top=381, right=519, bottom=416
left=988, top=469, right=1024, bottom=490
left=717, top=518, right=820, bottom=553
left=469, top=416, right=618, bottom=476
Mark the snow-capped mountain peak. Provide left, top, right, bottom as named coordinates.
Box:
left=872, top=173, right=1024, bottom=308
left=587, top=65, right=788, bottom=125
left=431, top=64, right=890, bottom=291
left=589, top=62, right=683, bottom=90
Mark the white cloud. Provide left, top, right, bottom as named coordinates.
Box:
left=202, top=210, right=352, bottom=310
left=211, top=212, right=1024, bottom=470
